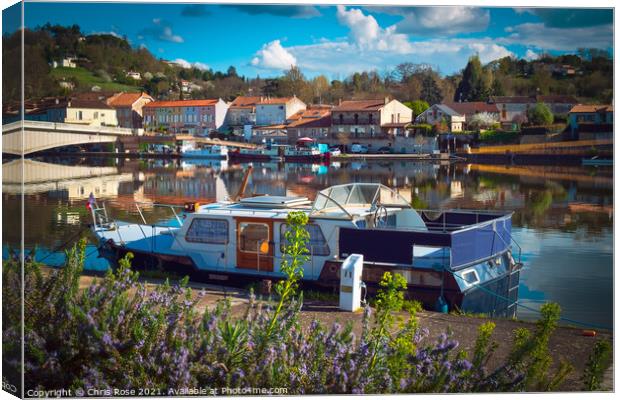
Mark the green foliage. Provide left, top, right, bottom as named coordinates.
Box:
left=478, top=130, right=520, bottom=145
left=527, top=102, right=554, bottom=126
left=266, top=211, right=310, bottom=339
left=454, top=55, right=488, bottom=102
left=4, top=240, right=600, bottom=394
left=404, top=100, right=430, bottom=118
left=582, top=339, right=612, bottom=391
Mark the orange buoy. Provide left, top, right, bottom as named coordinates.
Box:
left=582, top=330, right=597, bottom=337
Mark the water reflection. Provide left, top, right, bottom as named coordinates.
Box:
left=2, top=157, right=613, bottom=327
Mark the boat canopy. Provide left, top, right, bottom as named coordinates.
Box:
left=310, top=183, right=411, bottom=219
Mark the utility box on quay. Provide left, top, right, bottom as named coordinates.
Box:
left=339, top=254, right=364, bottom=312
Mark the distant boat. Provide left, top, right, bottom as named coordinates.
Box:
left=582, top=156, right=613, bottom=166
left=182, top=145, right=228, bottom=159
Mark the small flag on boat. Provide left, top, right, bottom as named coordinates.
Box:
left=86, top=192, right=95, bottom=211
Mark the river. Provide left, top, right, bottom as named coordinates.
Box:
left=2, top=156, right=613, bottom=329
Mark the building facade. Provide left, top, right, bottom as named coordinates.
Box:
left=225, top=96, right=262, bottom=133
left=255, top=96, right=307, bottom=126
left=286, top=106, right=332, bottom=144
left=108, top=92, right=153, bottom=129
left=64, top=99, right=118, bottom=127
left=417, top=104, right=466, bottom=132
left=143, top=98, right=229, bottom=135
left=568, top=104, right=613, bottom=139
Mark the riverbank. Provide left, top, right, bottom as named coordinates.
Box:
left=74, top=272, right=613, bottom=392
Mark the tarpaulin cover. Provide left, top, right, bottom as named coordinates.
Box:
left=339, top=228, right=451, bottom=265
left=450, top=218, right=511, bottom=267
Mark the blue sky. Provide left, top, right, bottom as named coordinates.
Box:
left=5, top=2, right=614, bottom=78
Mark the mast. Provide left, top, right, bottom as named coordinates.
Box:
left=234, top=165, right=253, bottom=202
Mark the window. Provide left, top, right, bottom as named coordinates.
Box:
left=186, top=218, right=228, bottom=244
left=369, top=113, right=373, bottom=124
left=339, top=114, right=344, bottom=124
left=94, top=112, right=99, bottom=119
left=460, top=269, right=480, bottom=287
left=281, top=223, right=329, bottom=256
left=239, top=223, right=270, bottom=254
left=78, top=111, right=83, bottom=120
left=354, top=113, right=359, bottom=124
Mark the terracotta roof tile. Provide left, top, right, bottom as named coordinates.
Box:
left=257, top=97, right=295, bottom=105
left=109, top=92, right=152, bottom=107
left=229, top=96, right=263, bottom=108
left=333, top=99, right=386, bottom=112
left=569, top=104, right=613, bottom=113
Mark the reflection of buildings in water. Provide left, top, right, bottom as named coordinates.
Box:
left=450, top=181, right=464, bottom=199
left=2, top=159, right=140, bottom=199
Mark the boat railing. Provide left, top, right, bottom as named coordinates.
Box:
left=134, top=202, right=185, bottom=227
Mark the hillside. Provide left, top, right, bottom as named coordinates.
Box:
left=2, top=23, right=613, bottom=106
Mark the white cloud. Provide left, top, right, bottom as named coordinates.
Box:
left=282, top=37, right=513, bottom=76
left=336, top=5, right=412, bottom=54
left=499, top=23, right=612, bottom=51
left=140, top=18, right=184, bottom=43
left=524, top=49, right=539, bottom=61
left=251, top=40, right=297, bottom=70
left=248, top=6, right=513, bottom=76
left=172, top=58, right=209, bottom=70
left=373, top=6, right=490, bottom=36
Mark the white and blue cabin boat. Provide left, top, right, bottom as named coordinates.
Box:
left=90, top=182, right=522, bottom=317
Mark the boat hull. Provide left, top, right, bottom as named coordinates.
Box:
left=100, top=241, right=518, bottom=318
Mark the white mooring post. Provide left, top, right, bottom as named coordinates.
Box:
left=339, top=254, right=364, bottom=312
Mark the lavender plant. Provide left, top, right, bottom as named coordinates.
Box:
left=3, top=235, right=589, bottom=395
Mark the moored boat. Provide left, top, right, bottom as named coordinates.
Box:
left=90, top=175, right=522, bottom=317
left=182, top=145, right=228, bottom=159
left=228, top=146, right=281, bottom=161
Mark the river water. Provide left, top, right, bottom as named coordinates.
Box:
left=2, top=157, right=613, bottom=329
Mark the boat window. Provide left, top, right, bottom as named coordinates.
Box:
left=239, top=222, right=270, bottom=254
left=280, top=223, right=330, bottom=256
left=461, top=269, right=480, bottom=287
left=186, top=218, right=228, bottom=244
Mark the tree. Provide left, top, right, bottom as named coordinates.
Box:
left=469, top=112, right=499, bottom=130
left=420, top=74, right=443, bottom=105
left=403, top=100, right=429, bottom=119
left=527, top=102, right=554, bottom=125
left=454, top=55, right=488, bottom=102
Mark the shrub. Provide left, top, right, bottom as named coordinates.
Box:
left=527, top=103, right=554, bottom=126
left=469, top=112, right=499, bottom=130
left=3, top=237, right=591, bottom=394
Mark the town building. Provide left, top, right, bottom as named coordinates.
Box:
left=64, top=99, right=118, bottom=127
left=142, top=98, right=229, bottom=135
left=126, top=71, right=142, bottom=80
left=330, top=98, right=412, bottom=151
left=225, top=96, right=263, bottom=134
left=108, top=92, right=153, bottom=129
left=51, top=57, right=77, bottom=69
left=285, top=105, right=332, bottom=144
left=568, top=104, right=613, bottom=140
left=417, top=104, right=466, bottom=132
left=255, top=96, right=307, bottom=126
left=489, top=96, right=536, bottom=127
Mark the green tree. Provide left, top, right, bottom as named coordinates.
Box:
left=420, top=74, right=443, bottom=104
left=454, top=55, right=488, bottom=102
left=527, top=102, right=554, bottom=125
left=403, top=100, right=430, bottom=119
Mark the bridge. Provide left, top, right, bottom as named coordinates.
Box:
left=2, top=120, right=257, bottom=155
left=2, top=120, right=135, bottom=156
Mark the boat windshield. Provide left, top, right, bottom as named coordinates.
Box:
left=310, top=183, right=411, bottom=219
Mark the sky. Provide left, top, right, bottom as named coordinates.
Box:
left=3, top=2, right=614, bottom=78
